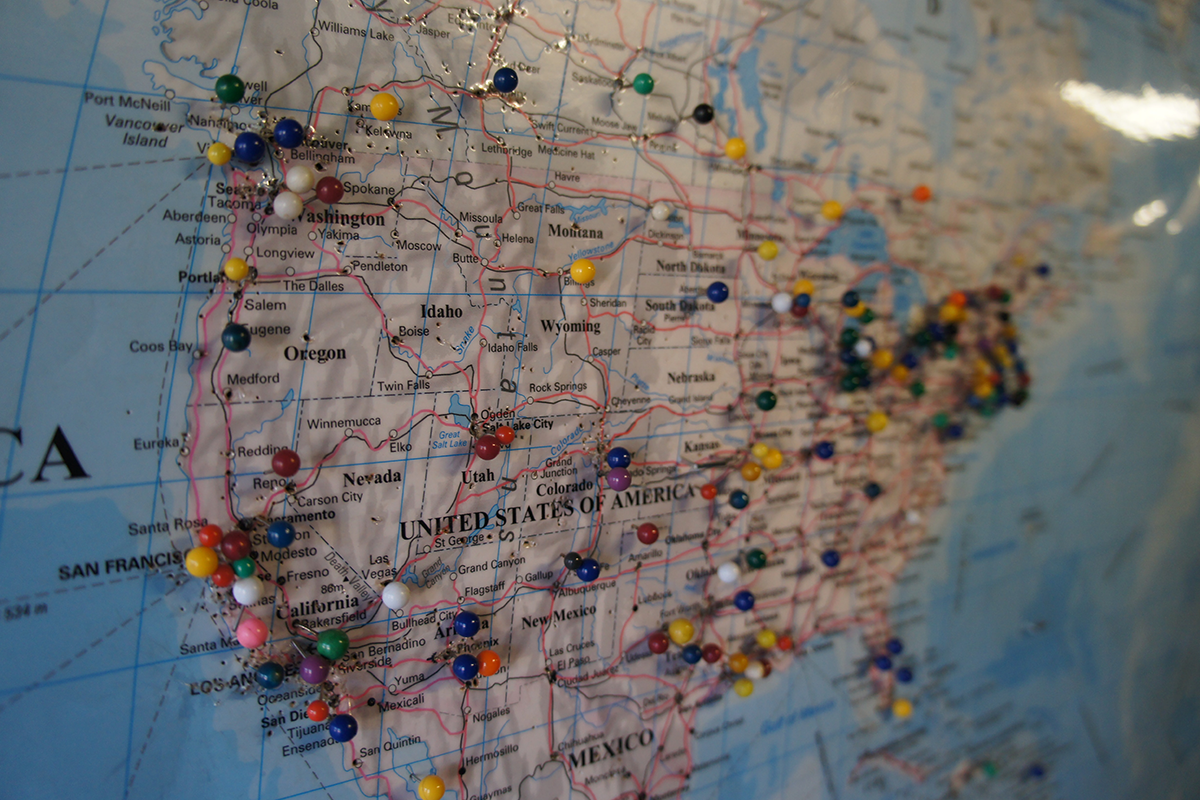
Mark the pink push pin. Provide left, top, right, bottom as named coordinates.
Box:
left=237, top=614, right=269, bottom=648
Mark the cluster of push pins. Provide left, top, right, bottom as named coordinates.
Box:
left=185, top=52, right=1056, bottom=782
left=180, top=442, right=487, bottom=798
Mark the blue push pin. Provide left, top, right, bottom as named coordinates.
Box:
left=493, top=67, right=519, bottom=93
left=947, top=424, right=964, bottom=439
left=222, top=322, right=251, bottom=352
left=794, top=293, right=811, bottom=308
left=234, top=131, right=267, bottom=163
left=577, top=558, right=600, bottom=582
left=734, top=590, right=755, bottom=611
left=841, top=290, right=859, bottom=308
left=1027, top=763, right=1046, bottom=779
left=273, top=118, right=305, bottom=148
left=256, top=662, right=284, bottom=689
left=454, top=610, right=481, bottom=637
left=707, top=282, right=729, bottom=303
left=681, top=644, right=702, bottom=664
left=901, top=352, right=919, bottom=369
left=729, top=490, right=749, bottom=509
left=329, top=714, right=358, bottom=742
left=864, top=482, right=882, bottom=499
left=267, top=520, right=295, bottom=548
left=1035, top=263, right=1050, bottom=276
left=874, top=654, right=893, bottom=671
left=821, top=549, right=840, bottom=568
left=606, top=447, right=631, bottom=469
left=896, top=666, right=913, bottom=683
left=815, top=441, right=835, bottom=460
left=886, top=637, right=903, bottom=655
left=453, top=654, right=480, bottom=681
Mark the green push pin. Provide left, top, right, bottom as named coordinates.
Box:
left=215, top=74, right=246, bottom=104
left=632, top=73, right=654, bottom=95
left=839, top=328, right=859, bottom=348
left=910, top=381, right=925, bottom=398
left=840, top=374, right=858, bottom=392
left=232, top=557, right=256, bottom=578
left=980, top=761, right=998, bottom=778
left=859, top=308, right=875, bottom=324
left=745, top=548, right=767, bottom=570
left=932, top=411, right=949, bottom=429
left=316, top=629, right=350, bottom=661
left=755, top=390, right=777, bottom=411
left=944, top=344, right=958, bottom=360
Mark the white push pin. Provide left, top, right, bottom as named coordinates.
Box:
left=232, top=576, right=264, bottom=606
left=717, top=562, right=741, bottom=584
left=286, top=165, right=316, bottom=193
left=650, top=201, right=672, bottom=221
left=853, top=338, right=874, bottom=358
left=771, top=292, right=793, bottom=313
left=274, top=191, right=304, bottom=220
left=744, top=661, right=765, bottom=680
left=381, top=581, right=410, bottom=610
left=905, top=510, right=921, bottom=524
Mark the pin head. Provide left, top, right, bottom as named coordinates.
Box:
left=493, top=67, right=519, bottom=93
left=185, top=546, right=219, bottom=578
left=306, top=700, right=330, bottom=721
left=233, top=132, right=266, bottom=164
left=495, top=425, right=515, bottom=445
left=746, top=548, right=767, bottom=570
left=734, top=678, right=754, bottom=697
left=272, top=448, right=300, bottom=478
left=606, top=446, right=631, bottom=468
left=569, top=258, right=596, bottom=284
left=707, top=281, right=729, bottom=303
left=236, top=615, right=269, bottom=648
left=820, top=549, right=840, bottom=568
left=315, top=176, right=344, bottom=204
left=370, top=92, right=400, bottom=121
left=668, top=618, right=695, bottom=645
left=740, top=462, right=761, bottom=481
left=632, top=73, right=654, bottom=95
left=681, top=644, right=703, bottom=664
left=273, top=191, right=303, bottom=220
left=886, top=638, right=903, bottom=654
left=606, top=468, right=631, bottom=491
left=815, top=441, right=835, bottom=460
left=563, top=552, right=583, bottom=571
left=896, top=666, right=913, bottom=683
left=222, top=323, right=251, bottom=352
left=273, top=118, right=305, bottom=148
left=418, top=775, right=446, bottom=800
left=453, top=654, right=479, bottom=681
left=892, top=698, right=913, bottom=719
left=267, top=520, right=296, bottom=548
left=700, top=483, right=718, bottom=500
left=821, top=200, right=844, bottom=220
left=214, top=74, right=245, bottom=104
left=771, top=292, right=793, bottom=313
left=223, top=257, right=250, bottom=282
left=317, top=629, right=350, bottom=660
left=328, top=714, right=358, bottom=742
left=734, top=590, right=755, bottom=611
left=702, top=643, right=723, bottom=663
left=648, top=631, right=670, bottom=654
left=911, top=185, right=932, bottom=203
left=650, top=201, right=672, bottom=221
left=729, top=653, right=749, bottom=673
left=729, top=489, right=749, bottom=509
left=381, top=581, right=409, bottom=610
left=576, top=558, right=601, bottom=582
left=299, top=654, right=330, bottom=684
left=210, top=564, right=235, bottom=587
left=757, top=240, right=778, bottom=260
left=285, top=165, right=316, bottom=193
left=474, top=435, right=501, bottom=461
left=874, top=654, right=893, bottom=671
left=454, top=611, right=481, bottom=637
left=221, top=530, right=251, bottom=561
left=636, top=522, right=659, bottom=545
left=692, top=103, right=714, bottom=124
left=865, top=482, right=882, bottom=499
left=231, top=557, right=255, bottom=578
left=256, top=662, right=285, bottom=689
left=755, top=390, right=777, bottom=411
left=725, top=137, right=747, bottom=160
left=232, top=576, right=264, bottom=606
left=717, top=562, right=741, bottom=584
left=756, top=629, right=777, bottom=649
left=207, top=142, right=232, bottom=165
left=478, top=650, right=502, bottom=676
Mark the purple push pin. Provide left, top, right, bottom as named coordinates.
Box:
left=299, top=654, right=330, bottom=684
left=607, top=467, right=631, bottom=491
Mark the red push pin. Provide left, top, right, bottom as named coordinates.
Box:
left=636, top=522, right=659, bottom=545
left=210, top=564, right=236, bottom=588
left=306, top=700, right=330, bottom=722
left=911, top=185, right=932, bottom=203
left=700, top=484, right=718, bottom=500
left=316, top=176, right=344, bottom=204
left=198, top=524, right=223, bottom=547
left=648, top=631, right=670, bottom=654
left=221, top=530, right=251, bottom=561
left=475, top=435, right=501, bottom=460
left=701, top=643, right=723, bottom=663
left=495, top=425, right=515, bottom=445
left=272, top=448, right=300, bottom=477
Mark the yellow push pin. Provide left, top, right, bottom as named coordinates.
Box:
left=757, top=240, right=779, bottom=260
left=866, top=411, right=889, bottom=433
left=370, top=92, right=400, bottom=121
left=845, top=302, right=866, bottom=318
left=185, top=546, right=219, bottom=578
left=740, top=462, right=762, bottom=481
left=668, top=618, right=695, bottom=646
left=892, top=698, right=913, bottom=719
left=756, top=629, right=777, bottom=649
left=418, top=775, right=446, bottom=800
left=569, top=258, right=596, bottom=284
left=207, top=142, right=232, bottom=165
left=223, top=257, right=250, bottom=282
left=792, top=279, right=815, bottom=297
left=762, top=448, right=783, bottom=470
left=729, top=652, right=749, bottom=673
left=725, top=137, right=747, bottom=160
left=751, top=442, right=769, bottom=459
left=871, top=349, right=894, bottom=370
left=891, top=365, right=910, bottom=382
left=734, top=678, right=754, bottom=697
left=821, top=200, right=843, bottom=221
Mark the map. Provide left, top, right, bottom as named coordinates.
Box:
left=3, top=0, right=1200, bottom=798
